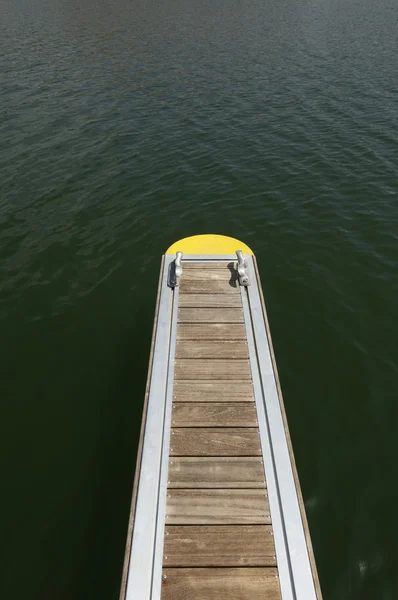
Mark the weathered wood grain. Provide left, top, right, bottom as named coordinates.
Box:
left=163, top=525, right=276, bottom=567
left=180, top=280, right=239, bottom=294
left=179, top=294, right=242, bottom=308
left=176, top=340, right=248, bottom=359
left=161, top=568, right=281, bottom=600
left=166, top=489, right=270, bottom=524
left=172, top=403, right=258, bottom=427
left=168, top=457, right=265, bottom=488
left=182, top=270, right=238, bottom=281
left=177, top=323, right=246, bottom=340
left=174, top=359, right=251, bottom=380
left=178, top=308, right=244, bottom=323
left=173, top=380, right=254, bottom=402
left=170, top=428, right=262, bottom=456
left=182, top=262, right=237, bottom=270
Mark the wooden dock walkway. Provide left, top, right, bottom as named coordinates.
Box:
left=119, top=236, right=322, bottom=600
left=162, top=261, right=280, bottom=599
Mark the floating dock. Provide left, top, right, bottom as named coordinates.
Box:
left=119, top=235, right=322, bottom=600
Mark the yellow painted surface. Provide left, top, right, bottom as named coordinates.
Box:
left=166, top=234, right=254, bottom=256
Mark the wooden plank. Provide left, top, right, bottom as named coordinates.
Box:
left=180, top=280, right=239, bottom=294
left=175, top=359, right=251, bottom=380
left=182, top=270, right=238, bottom=281
left=173, top=381, right=254, bottom=402
left=172, top=403, right=258, bottom=427
left=161, top=568, right=281, bottom=600
left=179, top=294, right=242, bottom=308
left=177, top=323, right=246, bottom=340
left=170, top=428, right=262, bottom=456
left=178, top=308, right=244, bottom=323
left=183, top=262, right=237, bottom=270
left=166, top=489, right=270, bottom=524
left=163, top=525, right=276, bottom=566
left=176, top=341, right=248, bottom=359
left=168, top=457, right=265, bottom=488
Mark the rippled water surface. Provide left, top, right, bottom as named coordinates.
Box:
left=1, top=0, right=397, bottom=597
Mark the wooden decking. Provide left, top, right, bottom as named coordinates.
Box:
left=161, top=263, right=281, bottom=600
left=120, top=252, right=322, bottom=600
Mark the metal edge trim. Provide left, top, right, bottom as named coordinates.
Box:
left=252, top=256, right=323, bottom=599
left=151, top=284, right=179, bottom=598
left=240, top=284, right=293, bottom=600
left=125, top=255, right=174, bottom=600
left=244, top=255, right=317, bottom=599
left=119, top=256, right=165, bottom=600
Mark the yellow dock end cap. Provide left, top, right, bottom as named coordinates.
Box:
left=166, top=234, right=253, bottom=256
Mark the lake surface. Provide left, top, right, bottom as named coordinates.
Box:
left=1, top=0, right=397, bottom=597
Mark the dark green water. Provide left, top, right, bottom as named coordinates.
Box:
left=1, top=0, right=397, bottom=597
